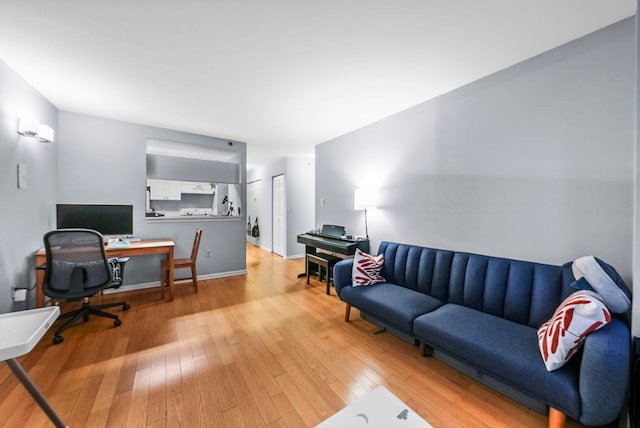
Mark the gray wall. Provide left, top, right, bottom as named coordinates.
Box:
left=57, top=112, right=247, bottom=287
left=634, top=8, right=640, bottom=337
left=286, top=158, right=315, bottom=258
left=247, top=156, right=314, bottom=258
left=317, top=19, right=635, bottom=303
left=0, top=60, right=59, bottom=313
left=0, top=65, right=248, bottom=313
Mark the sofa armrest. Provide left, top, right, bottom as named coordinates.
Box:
left=577, top=317, right=630, bottom=426
left=333, top=259, right=353, bottom=297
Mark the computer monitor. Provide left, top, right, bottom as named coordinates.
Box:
left=56, top=204, right=133, bottom=236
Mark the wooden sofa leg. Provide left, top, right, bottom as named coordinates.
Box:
left=344, top=304, right=351, bottom=322
left=548, top=408, right=566, bottom=428
left=419, top=342, right=433, bottom=357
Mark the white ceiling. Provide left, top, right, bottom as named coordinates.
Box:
left=0, top=1, right=635, bottom=169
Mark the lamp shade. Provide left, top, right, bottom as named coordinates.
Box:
left=354, top=188, right=376, bottom=210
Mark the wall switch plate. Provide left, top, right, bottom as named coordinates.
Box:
left=17, top=163, right=27, bottom=189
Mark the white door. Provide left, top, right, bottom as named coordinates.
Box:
left=272, top=174, right=285, bottom=256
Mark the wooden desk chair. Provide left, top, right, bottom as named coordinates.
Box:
left=161, top=228, right=202, bottom=297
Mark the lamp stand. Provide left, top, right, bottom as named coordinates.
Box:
left=364, top=208, right=369, bottom=239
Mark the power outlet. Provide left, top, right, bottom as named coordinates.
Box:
left=12, top=287, right=27, bottom=302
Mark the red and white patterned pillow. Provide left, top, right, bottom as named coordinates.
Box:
left=352, top=249, right=385, bottom=286
left=537, top=290, right=611, bottom=371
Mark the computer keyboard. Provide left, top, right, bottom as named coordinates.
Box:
left=103, top=236, right=141, bottom=244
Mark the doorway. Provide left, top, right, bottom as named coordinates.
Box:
left=247, top=180, right=262, bottom=245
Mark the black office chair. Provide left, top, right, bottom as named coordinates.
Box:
left=42, top=229, right=130, bottom=344
left=109, top=257, right=130, bottom=288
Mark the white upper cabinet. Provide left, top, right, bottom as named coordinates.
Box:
left=181, top=181, right=215, bottom=194
left=148, top=179, right=181, bottom=200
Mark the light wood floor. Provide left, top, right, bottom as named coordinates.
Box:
left=0, top=244, right=604, bottom=427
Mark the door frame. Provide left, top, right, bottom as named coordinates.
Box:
left=272, top=174, right=285, bottom=256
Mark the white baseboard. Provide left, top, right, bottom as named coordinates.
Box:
left=103, top=269, right=248, bottom=295
left=284, top=254, right=305, bottom=260
left=257, top=246, right=304, bottom=260
left=198, top=270, right=248, bottom=280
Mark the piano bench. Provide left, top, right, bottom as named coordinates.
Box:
left=306, top=253, right=341, bottom=295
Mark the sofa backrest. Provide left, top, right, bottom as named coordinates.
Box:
left=378, top=241, right=582, bottom=328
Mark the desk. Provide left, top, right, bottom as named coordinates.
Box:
left=35, top=239, right=175, bottom=307
left=1, top=306, right=66, bottom=427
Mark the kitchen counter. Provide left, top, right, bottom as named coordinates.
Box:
left=145, top=210, right=241, bottom=222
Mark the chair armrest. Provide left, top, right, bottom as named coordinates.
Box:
left=577, top=317, right=630, bottom=425
left=333, top=259, right=353, bottom=297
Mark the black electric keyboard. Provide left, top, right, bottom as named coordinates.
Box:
left=296, top=225, right=370, bottom=279
left=297, top=225, right=369, bottom=256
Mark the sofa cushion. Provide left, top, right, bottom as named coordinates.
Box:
left=340, top=283, right=445, bottom=336
left=413, top=304, right=581, bottom=417
left=537, top=290, right=611, bottom=371
left=352, top=249, right=385, bottom=286
left=572, top=256, right=631, bottom=313
left=376, top=241, right=572, bottom=328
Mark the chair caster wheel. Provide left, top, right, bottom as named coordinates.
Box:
left=53, top=335, right=63, bottom=345
left=114, top=318, right=122, bottom=327
left=122, top=303, right=130, bottom=311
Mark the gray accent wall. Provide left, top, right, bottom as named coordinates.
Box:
left=57, top=112, right=247, bottom=286
left=0, top=60, right=58, bottom=313
left=317, top=18, right=635, bottom=323
left=0, top=66, right=250, bottom=314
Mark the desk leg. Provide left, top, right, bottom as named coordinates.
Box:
left=167, top=248, right=175, bottom=302
left=35, top=268, right=45, bottom=308
left=5, top=359, right=67, bottom=428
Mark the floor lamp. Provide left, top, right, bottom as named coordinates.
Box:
left=354, top=188, right=376, bottom=239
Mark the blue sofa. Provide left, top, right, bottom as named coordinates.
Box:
left=333, top=241, right=631, bottom=428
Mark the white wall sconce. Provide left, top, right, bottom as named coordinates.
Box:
left=17, top=117, right=39, bottom=136
left=37, top=124, right=54, bottom=143
left=17, top=117, right=54, bottom=142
